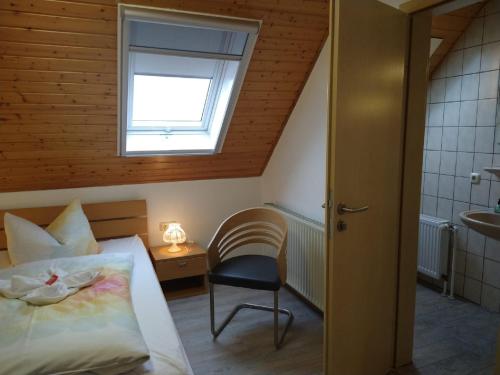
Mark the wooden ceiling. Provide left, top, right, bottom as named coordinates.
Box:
left=430, top=2, right=485, bottom=73
left=0, top=0, right=329, bottom=192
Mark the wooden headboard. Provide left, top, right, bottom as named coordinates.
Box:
left=0, top=200, right=149, bottom=251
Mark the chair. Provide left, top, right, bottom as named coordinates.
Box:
left=207, top=207, right=294, bottom=349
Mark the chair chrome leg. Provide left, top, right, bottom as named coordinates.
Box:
left=274, top=290, right=279, bottom=349
left=209, top=283, right=215, bottom=336
left=209, top=286, right=294, bottom=349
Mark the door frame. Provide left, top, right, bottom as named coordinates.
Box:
left=394, top=10, right=432, bottom=367
left=323, top=3, right=432, bottom=372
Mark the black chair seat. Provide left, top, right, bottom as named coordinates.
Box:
left=208, top=255, right=281, bottom=291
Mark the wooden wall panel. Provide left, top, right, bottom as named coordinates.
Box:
left=0, top=0, right=329, bottom=193
left=430, top=2, right=484, bottom=73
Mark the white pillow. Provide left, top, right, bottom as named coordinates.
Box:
left=4, top=199, right=99, bottom=265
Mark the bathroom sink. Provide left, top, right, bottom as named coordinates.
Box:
left=460, top=210, right=500, bottom=240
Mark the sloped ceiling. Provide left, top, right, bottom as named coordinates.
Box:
left=0, top=0, right=329, bottom=192
left=430, top=2, right=485, bottom=72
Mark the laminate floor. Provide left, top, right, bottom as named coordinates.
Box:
left=168, top=285, right=323, bottom=375
left=169, top=283, right=499, bottom=375
left=399, top=284, right=500, bottom=375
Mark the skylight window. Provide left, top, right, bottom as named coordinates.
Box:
left=132, top=75, right=210, bottom=125
left=118, top=6, right=260, bottom=156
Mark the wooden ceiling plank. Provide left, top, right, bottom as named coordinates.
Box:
left=0, top=0, right=117, bottom=21
left=0, top=41, right=116, bottom=61
left=400, top=0, right=451, bottom=13
left=0, top=0, right=329, bottom=192
left=429, top=2, right=485, bottom=75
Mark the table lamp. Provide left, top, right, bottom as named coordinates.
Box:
left=163, top=222, right=187, bottom=253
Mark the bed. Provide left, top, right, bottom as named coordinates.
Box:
left=0, top=200, right=194, bottom=375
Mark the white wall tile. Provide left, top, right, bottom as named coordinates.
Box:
left=477, top=99, right=497, bottom=126
left=445, top=76, right=462, bottom=102
left=423, top=9, right=500, bottom=306
left=438, top=174, right=455, bottom=199
left=446, top=50, right=464, bottom=77
left=433, top=61, right=447, bottom=79
left=442, top=127, right=458, bottom=151
left=474, top=126, right=495, bottom=153
left=484, top=259, right=500, bottom=288
left=444, top=102, right=460, bottom=126
left=455, top=33, right=467, bottom=50
left=427, top=127, right=443, bottom=150
left=465, top=17, right=484, bottom=47
left=461, top=74, right=480, bottom=100
left=426, top=150, right=441, bottom=173
left=471, top=179, right=491, bottom=206
left=430, top=78, right=446, bottom=102
left=494, top=126, right=500, bottom=153
left=456, top=224, right=470, bottom=250
left=440, top=151, right=456, bottom=175
left=459, top=100, right=477, bottom=126
left=463, top=46, right=482, bottom=74
left=454, top=176, right=471, bottom=202
left=429, top=103, right=445, bottom=126
left=481, top=41, right=500, bottom=71
left=437, top=197, right=453, bottom=220
left=485, top=237, right=500, bottom=262
left=423, top=173, right=439, bottom=195
left=464, top=277, right=482, bottom=303
left=481, top=284, right=500, bottom=312
left=456, top=152, right=474, bottom=176
left=484, top=13, right=500, bottom=43
left=465, top=253, right=484, bottom=280
left=473, top=152, right=493, bottom=180
left=422, top=195, right=437, bottom=216
left=456, top=249, right=467, bottom=273
left=470, top=203, right=488, bottom=210
left=489, top=181, right=500, bottom=207
left=492, top=155, right=500, bottom=181
left=479, top=70, right=499, bottom=99
left=497, top=101, right=500, bottom=124
left=454, top=272, right=465, bottom=296
left=457, top=127, right=475, bottom=151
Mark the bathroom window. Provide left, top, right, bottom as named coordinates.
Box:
left=118, top=5, right=260, bottom=156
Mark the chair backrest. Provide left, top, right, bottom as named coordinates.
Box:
left=207, top=207, right=288, bottom=283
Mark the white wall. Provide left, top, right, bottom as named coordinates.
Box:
left=260, top=38, right=329, bottom=224
left=0, top=177, right=261, bottom=248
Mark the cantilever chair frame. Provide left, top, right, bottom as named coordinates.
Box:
left=207, top=207, right=294, bottom=349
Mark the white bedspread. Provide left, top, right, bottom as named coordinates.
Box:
left=0, top=236, right=193, bottom=375
left=99, top=236, right=194, bottom=375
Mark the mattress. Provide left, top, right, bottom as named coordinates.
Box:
left=99, top=236, right=194, bottom=375
left=0, top=236, right=194, bottom=375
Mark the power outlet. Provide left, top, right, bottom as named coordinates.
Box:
left=159, top=222, right=169, bottom=231
left=470, top=172, right=481, bottom=184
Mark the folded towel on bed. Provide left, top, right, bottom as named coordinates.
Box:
left=0, top=268, right=100, bottom=305
left=0, top=253, right=150, bottom=375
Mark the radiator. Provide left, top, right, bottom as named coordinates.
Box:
left=418, top=214, right=450, bottom=280
left=265, top=204, right=325, bottom=311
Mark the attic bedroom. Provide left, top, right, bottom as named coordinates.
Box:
left=1, top=0, right=500, bottom=375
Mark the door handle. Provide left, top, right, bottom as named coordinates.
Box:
left=337, top=203, right=369, bottom=215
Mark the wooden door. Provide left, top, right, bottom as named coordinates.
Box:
left=325, top=1, right=409, bottom=374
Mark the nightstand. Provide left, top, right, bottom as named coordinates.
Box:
left=150, top=242, right=208, bottom=300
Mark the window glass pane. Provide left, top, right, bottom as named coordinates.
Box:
left=132, top=74, right=211, bottom=125
left=130, top=21, right=248, bottom=56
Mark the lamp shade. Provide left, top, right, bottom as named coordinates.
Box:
left=163, top=222, right=186, bottom=245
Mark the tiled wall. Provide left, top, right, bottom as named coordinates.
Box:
left=421, top=0, right=500, bottom=311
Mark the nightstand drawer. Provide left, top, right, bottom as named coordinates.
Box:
left=155, top=256, right=207, bottom=281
